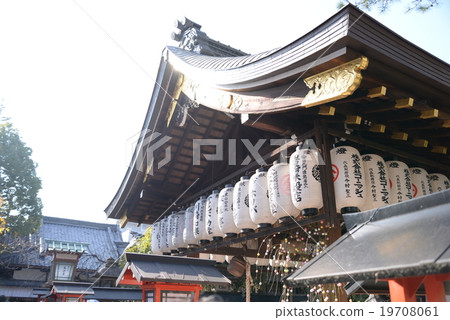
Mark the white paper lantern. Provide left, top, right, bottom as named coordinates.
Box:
left=386, top=160, right=413, bottom=204
left=170, top=213, right=179, bottom=250
left=159, top=217, right=170, bottom=254
left=361, top=154, right=390, bottom=210
left=183, top=205, right=197, bottom=248
left=267, top=160, right=299, bottom=223
left=150, top=221, right=162, bottom=255
left=233, top=176, right=258, bottom=233
left=289, top=142, right=323, bottom=217
left=429, top=173, right=450, bottom=193
left=249, top=168, right=277, bottom=228
left=172, top=211, right=186, bottom=251
left=218, top=184, right=240, bottom=238
left=193, top=196, right=210, bottom=244
left=410, top=167, right=432, bottom=198
left=166, top=213, right=177, bottom=253
left=331, top=145, right=367, bottom=213
left=205, top=190, right=223, bottom=241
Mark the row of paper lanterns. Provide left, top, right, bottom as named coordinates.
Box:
left=151, top=141, right=449, bottom=255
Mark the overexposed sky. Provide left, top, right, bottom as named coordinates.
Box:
left=0, top=0, right=449, bottom=224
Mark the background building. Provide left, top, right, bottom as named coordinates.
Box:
left=0, top=216, right=128, bottom=301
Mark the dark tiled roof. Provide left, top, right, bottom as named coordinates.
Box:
left=2, top=216, right=128, bottom=272
left=39, top=216, right=128, bottom=271
left=167, top=46, right=277, bottom=71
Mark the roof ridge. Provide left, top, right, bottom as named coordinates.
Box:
left=42, top=216, right=119, bottom=230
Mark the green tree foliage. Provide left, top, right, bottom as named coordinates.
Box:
left=126, top=227, right=152, bottom=254
left=0, top=110, right=43, bottom=237
left=118, top=227, right=152, bottom=268
left=337, top=0, right=439, bottom=12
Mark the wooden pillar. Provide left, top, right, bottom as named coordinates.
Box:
left=424, top=275, right=446, bottom=302
left=388, top=276, right=424, bottom=302
left=193, top=286, right=201, bottom=302
left=314, top=119, right=345, bottom=301
left=314, top=120, right=338, bottom=227
left=154, top=287, right=161, bottom=302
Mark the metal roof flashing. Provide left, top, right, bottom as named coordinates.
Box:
left=284, top=189, right=450, bottom=287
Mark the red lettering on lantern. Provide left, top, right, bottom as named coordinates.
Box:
left=280, top=174, right=291, bottom=196
left=332, top=164, right=339, bottom=182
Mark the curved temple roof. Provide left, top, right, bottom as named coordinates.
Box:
left=105, top=4, right=450, bottom=226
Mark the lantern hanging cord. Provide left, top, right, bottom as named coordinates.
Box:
left=245, top=261, right=252, bottom=302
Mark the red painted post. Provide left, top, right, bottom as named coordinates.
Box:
left=424, top=275, right=446, bottom=302
left=154, top=287, right=161, bottom=302
left=388, top=276, right=424, bottom=302
left=193, top=286, right=201, bottom=302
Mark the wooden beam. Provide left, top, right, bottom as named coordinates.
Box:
left=395, top=118, right=450, bottom=131
left=369, top=123, right=386, bottom=133
left=385, top=111, right=440, bottom=123
left=394, top=97, right=414, bottom=109
left=318, top=106, right=335, bottom=116
left=367, top=86, right=387, bottom=98
left=431, top=146, right=447, bottom=154
left=119, top=213, right=128, bottom=228
left=412, top=139, right=428, bottom=148
left=391, top=131, right=408, bottom=141
left=420, top=109, right=439, bottom=119
left=345, top=115, right=362, bottom=125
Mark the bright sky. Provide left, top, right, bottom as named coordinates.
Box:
left=0, top=0, right=449, bottom=225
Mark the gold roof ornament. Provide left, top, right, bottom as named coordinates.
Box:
left=301, top=56, right=369, bottom=108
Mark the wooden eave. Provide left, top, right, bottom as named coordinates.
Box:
left=105, top=57, right=177, bottom=221
left=106, top=4, right=450, bottom=227
left=166, top=5, right=448, bottom=100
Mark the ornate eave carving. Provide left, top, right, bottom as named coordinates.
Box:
left=175, top=57, right=368, bottom=115
left=179, top=28, right=203, bottom=54
left=301, top=56, right=369, bottom=108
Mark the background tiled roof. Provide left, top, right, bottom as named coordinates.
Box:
left=3, top=216, right=128, bottom=272
left=39, top=216, right=128, bottom=271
